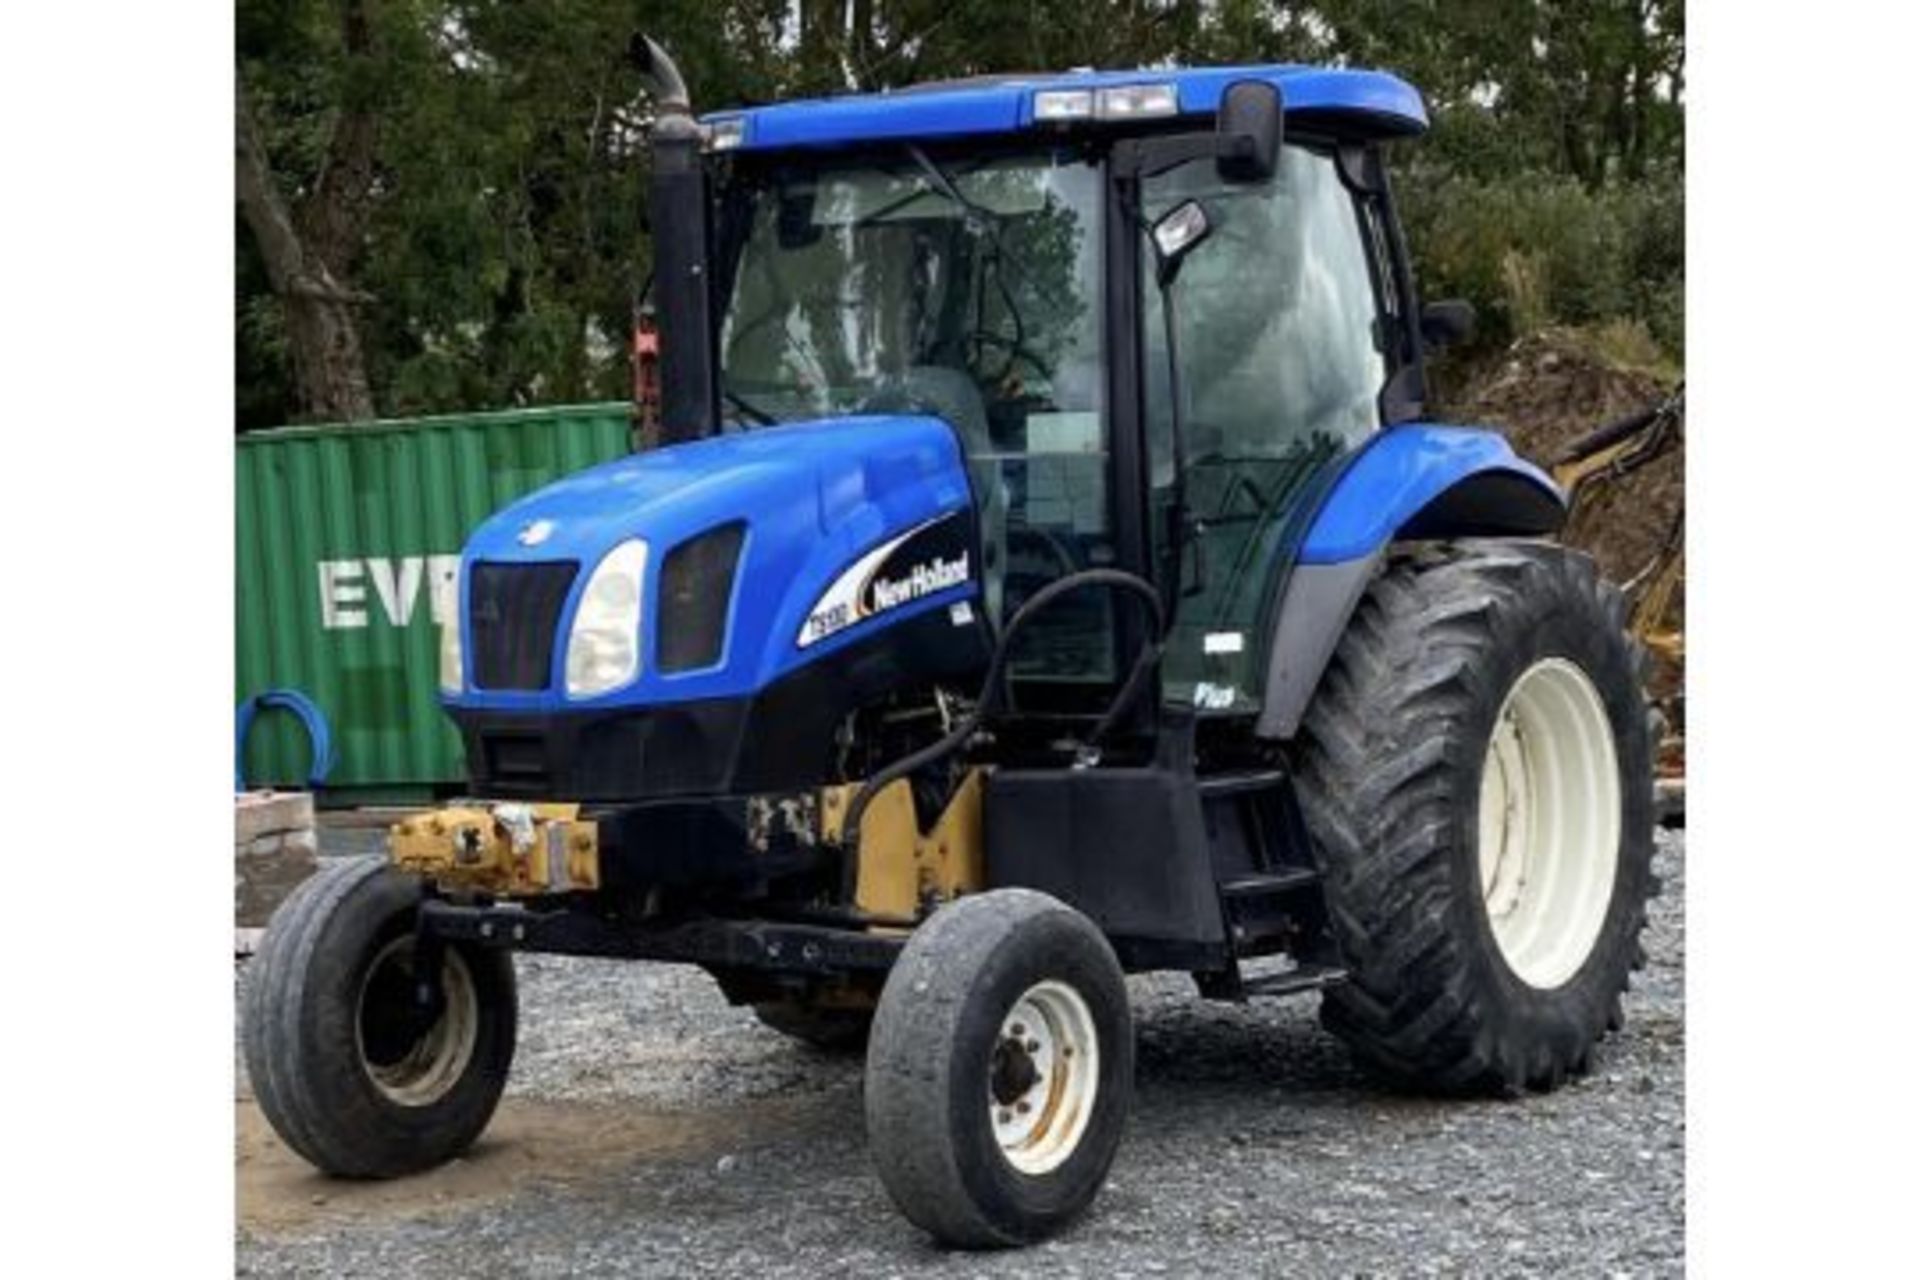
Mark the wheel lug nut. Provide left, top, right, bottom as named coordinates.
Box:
left=1026, top=1038, right=1040, bottom=1053
left=1010, top=1022, right=1025, bottom=1037
left=1015, top=1100, right=1030, bottom=1115
left=1062, top=1045, right=1073, bottom=1058
left=997, top=1109, right=1012, bottom=1125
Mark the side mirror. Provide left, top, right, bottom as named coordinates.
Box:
left=1216, top=80, right=1282, bottom=182
left=1420, top=299, right=1477, bottom=350
left=1149, top=200, right=1213, bottom=286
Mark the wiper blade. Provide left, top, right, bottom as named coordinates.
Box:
left=721, top=385, right=776, bottom=426
left=904, top=144, right=1031, bottom=373
left=905, top=144, right=993, bottom=229
left=846, top=148, right=989, bottom=231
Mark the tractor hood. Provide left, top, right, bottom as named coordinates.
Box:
left=445, top=414, right=981, bottom=714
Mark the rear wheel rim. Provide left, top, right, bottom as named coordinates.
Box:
left=989, top=980, right=1099, bottom=1175
left=1477, top=657, right=1622, bottom=989
left=355, top=938, right=479, bottom=1107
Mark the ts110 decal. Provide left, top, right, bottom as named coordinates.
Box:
left=798, top=510, right=973, bottom=649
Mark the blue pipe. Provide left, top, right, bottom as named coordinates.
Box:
left=236, top=689, right=334, bottom=792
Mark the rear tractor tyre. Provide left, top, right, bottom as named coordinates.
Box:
left=751, top=999, right=874, bottom=1052
left=1295, top=542, right=1655, bottom=1094
left=864, top=889, right=1133, bottom=1248
left=241, top=856, right=518, bottom=1177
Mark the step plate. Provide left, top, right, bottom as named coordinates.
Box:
left=1220, top=868, right=1320, bottom=898
left=1238, top=963, right=1348, bottom=999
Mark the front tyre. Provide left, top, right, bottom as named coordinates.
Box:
left=241, top=856, right=518, bottom=1176
left=864, top=889, right=1133, bottom=1248
left=1295, top=543, right=1655, bottom=1094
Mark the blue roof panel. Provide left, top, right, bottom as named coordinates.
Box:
left=704, top=64, right=1427, bottom=153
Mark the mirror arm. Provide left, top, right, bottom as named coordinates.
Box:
left=1117, top=133, right=1238, bottom=181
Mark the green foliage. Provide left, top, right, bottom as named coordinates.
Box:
left=236, top=0, right=1684, bottom=428
left=1397, top=163, right=1683, bottom=357
left=238, top=0, right=790, bottom=427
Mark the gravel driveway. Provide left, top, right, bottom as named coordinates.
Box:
left=237, top=829, right=1683, bottom=1277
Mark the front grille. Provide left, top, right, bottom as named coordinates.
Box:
left=469, top=560, right=579, bottom=690
left=480, top=732, right=550, bottom=785
left=657, top=522, right=745, bottom=673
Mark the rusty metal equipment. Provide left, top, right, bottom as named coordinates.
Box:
left=1550, top=382, right=1685, bottom=664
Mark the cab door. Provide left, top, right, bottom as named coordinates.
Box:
left=1138, top=141, right=1398, bottom=712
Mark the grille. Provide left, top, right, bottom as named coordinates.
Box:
left=469, top=560, right=579, bottom=691
left=657, top=523, right=745, bottom=673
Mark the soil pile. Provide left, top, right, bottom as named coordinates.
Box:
left=1437, top=331, right=1684, bottom=762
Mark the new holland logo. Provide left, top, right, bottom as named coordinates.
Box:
left=798, top=514, right=972, bottom=649
left=517, top=519, right=555, bottom=548
left=865, top=554, right=969, bottom=612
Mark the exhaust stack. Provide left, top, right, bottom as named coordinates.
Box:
left=630, top=35, right=715, bottom=446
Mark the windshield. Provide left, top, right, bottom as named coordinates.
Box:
left=716, top=147, right=1115, bottom=679
left=716, top=148, right=1105, bottom=436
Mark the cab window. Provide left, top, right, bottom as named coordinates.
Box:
left=1141, top=143, right=1390, bottom=711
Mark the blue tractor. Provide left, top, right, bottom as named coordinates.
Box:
left=244, top=39, right=1655, bottom=1248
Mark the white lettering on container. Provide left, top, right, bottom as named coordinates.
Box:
left=318, top=554, right=463, bottom=630
left=318, top=560, right=368, bottom=629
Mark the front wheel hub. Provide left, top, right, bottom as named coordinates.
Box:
left=989, top=981, right=1099, bottom=1175
left=355, top=936, right=481, bottom=1107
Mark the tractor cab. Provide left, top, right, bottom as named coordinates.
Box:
left=699, top=65, right=1435, bottom=719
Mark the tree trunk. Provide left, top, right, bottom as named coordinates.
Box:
left=236, top=85, right=376, bottom=423
left=234, top=0, right=382, bottom=423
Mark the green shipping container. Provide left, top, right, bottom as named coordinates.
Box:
left=236, top=403, right=632, bottom=803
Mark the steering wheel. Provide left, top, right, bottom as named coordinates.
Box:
left=1006, top=526, right=1081, bottom=583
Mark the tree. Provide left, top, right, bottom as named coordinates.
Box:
left=236, top=0, right=386, bottom=421
left=1312, top=0, right=1684, bottom=185
left=235, top=1, right=1684, bottom=428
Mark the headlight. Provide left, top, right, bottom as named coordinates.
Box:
left=565, top=539, right=648, bottom=697
left=438, top=615, right=464, bottom=694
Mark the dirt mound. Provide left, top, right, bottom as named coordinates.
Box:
left=1442, top=332, right=1682, bottom=587
left=1437, top=331, right=1684, bottom=761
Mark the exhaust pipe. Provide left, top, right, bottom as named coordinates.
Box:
left=630, top=34, right=691, bottom=115
left=630, top=35, right=715, bottom=446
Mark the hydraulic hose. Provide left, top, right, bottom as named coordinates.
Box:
left=837, top=569, right=1167, bottom=903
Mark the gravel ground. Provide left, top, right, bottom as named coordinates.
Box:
left=237, top=829, right=1683, bottom=1277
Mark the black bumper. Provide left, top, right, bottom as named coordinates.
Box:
left=453, top=698, right=774, bottom=801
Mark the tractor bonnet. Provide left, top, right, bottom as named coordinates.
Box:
left=446, top=414, right=980, bottom=716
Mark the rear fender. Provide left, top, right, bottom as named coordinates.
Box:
left=1254, top=425, right=1564, bottom=739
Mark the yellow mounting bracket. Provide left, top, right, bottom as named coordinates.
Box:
left=388, top=802, right=600, bottom=896
left=819, top=769, right=986, bottom=919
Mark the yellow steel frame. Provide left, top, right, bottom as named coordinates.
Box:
left=821, top=769, right=987, bottom=918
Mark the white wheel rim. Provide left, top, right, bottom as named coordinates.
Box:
left=1477, top=657, right=1621, bottom=989
left=989, top=980, right=1099, bottom=1175
left=355, top=938, right=479, bottom=1107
